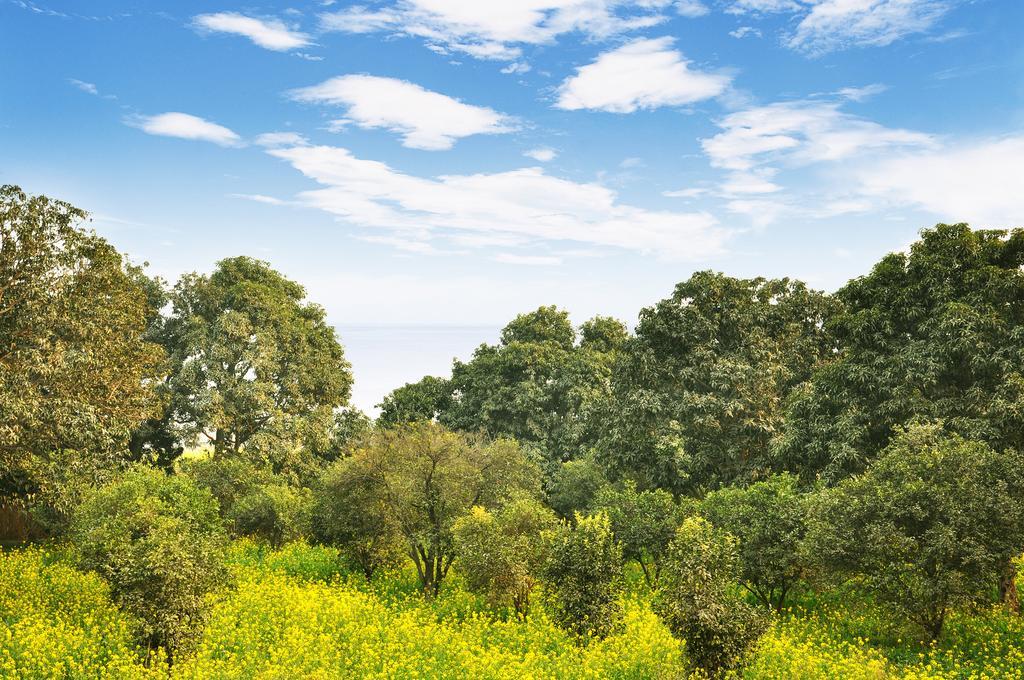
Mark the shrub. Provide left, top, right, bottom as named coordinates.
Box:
left=547, top=453, right=608, bottom=519
left=453, top=495, right=557, bottom=617
left=339, top=423, right=541, bottom=596
left=70, top=467, right=228, bottom=661
left=701, top=473, right=809, bottom=610
left=229, top=482, right=309, bottom=548
left=309, top=455, right=405, bottom=579
left=542, top=512, right=624, bottom=639
left=655, top=516, right=766, bottom=676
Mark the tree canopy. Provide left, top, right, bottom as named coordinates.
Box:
left=149, top=256, right=352, bottom=474
left=775, top=224, right=1024, bottom=480
left=597, top=271, right=838, bottom=493
left=0, top=185, right=163, bottom=521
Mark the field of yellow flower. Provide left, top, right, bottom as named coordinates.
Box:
left=2, top=543, right=1022, bottom=679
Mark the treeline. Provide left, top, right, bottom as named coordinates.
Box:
left=3, top=184, right=1024, bottom=675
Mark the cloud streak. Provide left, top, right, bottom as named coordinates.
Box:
left=129, top=112, right=242, bottom=146
left=267, top=143, right=728, bottom=259
left=289, top=75, right=515, bottom=150
left=193, top=12, right=311, bottom=51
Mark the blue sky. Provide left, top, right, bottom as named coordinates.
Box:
left=2, top=0, right=1023, bottom=409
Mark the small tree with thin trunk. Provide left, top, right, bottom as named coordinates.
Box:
left=350, top=422, right=540, bottom=597
left=701, top=473, right=809, bottom=611
left=806, top=424, right=1024, bottom=640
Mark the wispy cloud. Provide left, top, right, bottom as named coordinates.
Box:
left=192, top=12, right=311, bottom=51
left=555, top=37, right=730, bottom=113
left=289, top=75, right=515, bottom=150
left=128, top=112, right=242, bottom=146
left=68, top=78, right=98, bottom=95
left=524, top=148, right=557, bottom=162
left=318, top=0, right=678, bottom=62
left=726, top=0, right=958, bottom=54
left=266, top=143, right=728, bottom=259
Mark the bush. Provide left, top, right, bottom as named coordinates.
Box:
left=453, top=495, right=557, bottom=617
left=655, top=516, right=766, bottom=676
left=542, top=512, right=624, bottom=639
left=805, top=424, right=1024, bottom=640
left=70, top=467, right=228, bottom=661
left=178, top=455, right=265, bottom=519
left=547, top=453, right=609, bottom=519
left=701, top=473, right=809, bottom=610
left=229, top=483, right=309, bottom=548
left=309, top=455, right=406, bottom=579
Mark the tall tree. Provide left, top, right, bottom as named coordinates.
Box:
left=156, top=257, right=352, bottom=473
left=775, top=224, right=1024, bottom=481
left=598, top=271, right=838, bottom=494
left=439, top=306, right=627, bottom=470
left=0, top=185, right=163, bottom=522
left=376, top=375, right=450, bottom=428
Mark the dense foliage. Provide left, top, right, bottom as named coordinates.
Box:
left=806, top=424, right=1024, bottom=639
left=69, top=468, right=228, bottom=660
left=0, top=185, right=163, bottom=527
left=4, top=186, right=1024, bottom=678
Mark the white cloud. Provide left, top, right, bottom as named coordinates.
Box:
left=702, top=99, right=933, bottom=171
left=494, top=253, right=563, bottom=265
left=788, top=0, right=953, bottom=54
left=555, top=37, right=730, bottom=113
left=266, top=143, right=728, bottom=259
left=254, top=131, right=309, bottom=148
left=230, top=193, right=287, bottom=205
left=193, top=12, right=311, bottom=51
left=319, top=0, right=675, bottom=61
left=857, top=134, right=1024, bottom=227
left=726, top=0, right=801, bottom=13
left=676, top=0, right=710, bottom=17
left=289, top=75, right=515, bottom=150
left=129, top=112, right=242, bottom=147
left=729, top=26, right=762, bottom=38
left=501, top=62, right=532, bottom=75
left=69, top=79, right=98, bottom=95
left=726, top=198, right=788, bottom=228
left=720, top=170, right=781, bottom=194
left=524, top=147, right=557, bottom=162
left=836, top=83, right=888, bottom=101
left=663, top=187, right=709, bottom=198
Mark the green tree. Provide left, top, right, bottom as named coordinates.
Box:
left=376, top=375, right=450, bottom=428
left=541, top=512, right=624, bottom=639
left=806, top=424, right=1024, bottom=639
left=440, top=306, right=627, bottom=470
left=598, top=271, right=838, bottom=494
left=452, top=495, right=557, bottom=617
left=775, top=224, right=1024, bottom=481
left=655, top=516, right=766, bottom=676
left=347, top=422, right=540, bottom=596
left=701, top=474, right=809, bottom=611
left=156, top=257, right=352, bottom=475
left=70, top=467, right=228, bottom=662
left=547, top=453, right=609, bottom=519
left=309, top=455, right=405, bottom=579
left=0, top=185, right=164, bottom=526
left=592, top=481, right=681, bottom=587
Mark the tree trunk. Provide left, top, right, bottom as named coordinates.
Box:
left=1000, top=562, right=1021, bottom=614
